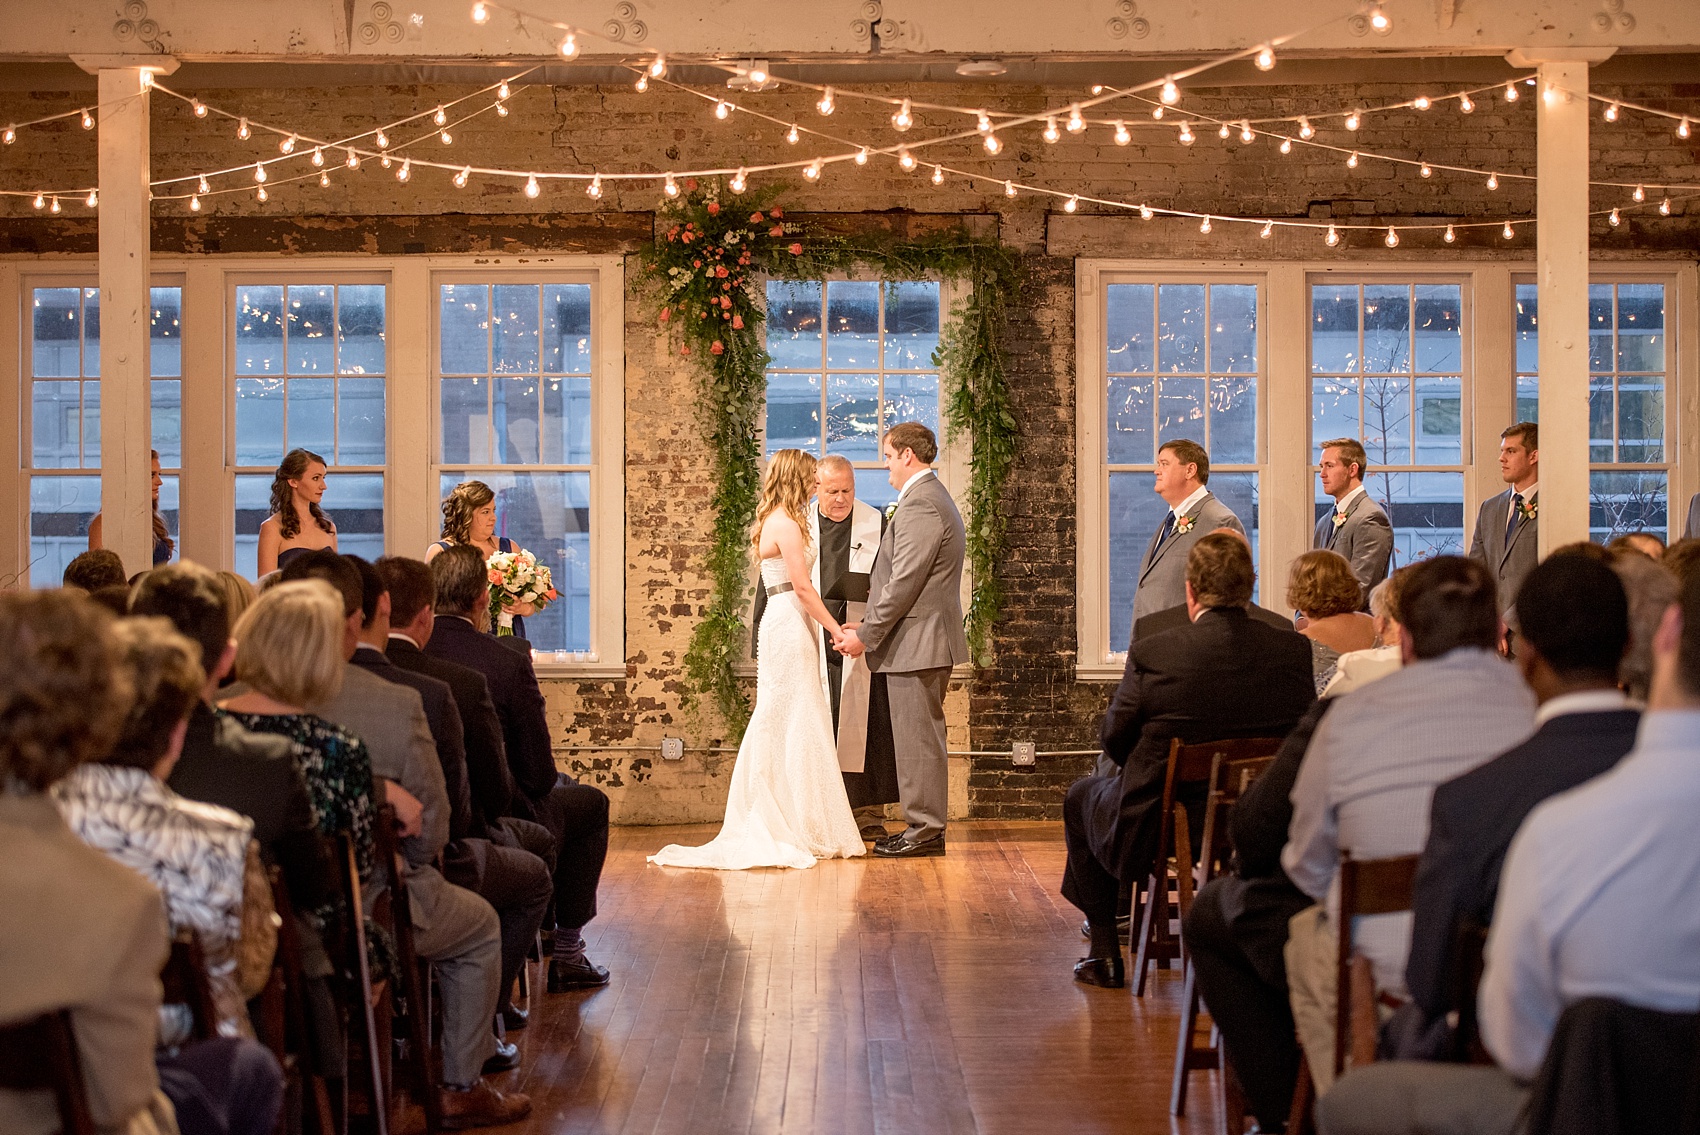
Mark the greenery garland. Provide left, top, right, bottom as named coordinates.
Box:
left=638, top=180, right=1020, bottom=737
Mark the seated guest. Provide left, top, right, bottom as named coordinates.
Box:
left=64, top=547, right=129, bottom=593
left=1322, top=571, right=1407, bottom=698
left=1288, top=550, right=1377, bottom=693
left=349, top=555, right=551, bottom=1034
left=1282, top=555, right=1536, bottom=1094
left=1606, top=531, right=1664, bottom=560
left=1665, top=537, right=1700, bottom=588
left=56, top=618, right=285, bottom=1135
left=427, top=545, right=613, bottom=992
left=276, top=551, right=530, bottom=1123
left=1393, top=554, right=1641, bottom=1060
left=1319, top=570, right=1700, bottom=1135
left=1063, top=531, right=1314, bottom=987
left=215, top=571, right=256, bottom=627
left=132, top=563, right=333, bottom=916
left=1603, top=547, right=1679, bottom=704
left=0, top=591, right=177, bottom=1135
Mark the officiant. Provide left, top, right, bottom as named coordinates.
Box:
left=752, top=453, right=900, bottom=841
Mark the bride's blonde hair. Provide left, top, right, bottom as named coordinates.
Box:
left=752, top=449, right=817, bottom=551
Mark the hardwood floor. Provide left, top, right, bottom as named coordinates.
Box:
left=493, top=822, right=1222, bottom=1135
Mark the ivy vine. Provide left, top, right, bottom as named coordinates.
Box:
left=638, top=180, right=1020, bottom=738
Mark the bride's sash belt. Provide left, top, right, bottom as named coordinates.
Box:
left=766, top=582, right=795, bottom=596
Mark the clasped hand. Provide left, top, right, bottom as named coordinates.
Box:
left=832, top=622, right=866, bottom=658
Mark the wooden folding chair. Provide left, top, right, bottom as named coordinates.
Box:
left=1170, top=750, right=1280, bottom=1129
left=1449, top=922, right=1492, bottom=1065
left=338, top=831, right=391, bottom=1135
left=1334, top=852, right=1421, bottom=1076
left=255, top=866, right=337, bottom=1135
left=161, top=931, right=218, bottom=1043
left=0, top=1009, right=95, bottom=1135
left=1134, top=737, right=1284, bottom=996
left=373, top=803, right=444, bottom=1135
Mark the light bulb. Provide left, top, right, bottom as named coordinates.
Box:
left=786, top=124, right=800, bottom=144
left=1199, top=215, right=1212, bottom=234
left=1254, top=45, right=1275, bottom=71
left=192, top=100, right=207, bottom=118
left=1279, top=137, right=1293, bottom=154
left=729, top=168, right=747, bottom=192
left=1114, top=121, right=1131, bottom=145
left=1503, top=221, right=1515, bottom=239
left=634, top=74, right=648, bottom=93
left=1368, top=4, right=1390, bottom=30
left=1346, top=151, right=1359, bottom=168
left=648, top=56, right=667, bottom=78
left=1064, top=196, right=1078, bottom=213
left=311, top=147, right=325, bottom=167
left=855, top=147, right=869, bottom=165
left=280, top=134, right=297, bottom=154
left=1218, top=123, right=1232, bottom=139
left=977, top=110, right=992, bottom=134
left=984, top=133, right=1002, bottom=154
left=1326, top=224, right=1340, bottom=247
left=1178, top=121, right=1195, bottom=144
left=197, top=175, right=210, bottom=194
left=1487, top=172, right=1499, bottom=190
left=397, top=159, right=411, bottom=182
left=1459, top=94, right=1474, bottom=114
left=663, top=173, right=678, bottom=197
left=524, top=174, right=540, bottom=198
left=1420, top=162, right=1432, bottom=178
left=1067, top=105, right=1086, bottom=133
left=255, top=186, right=266, bottom=203
left=440, top=130, right=452, bottom=145
left=1604, top=103, right=1619, bottom=122
left=898, top=149, right=916, bottom=170
left=376, top=130, right=389, bottom=149
left=1443, top=224, right=1456, bottom=243
left=1139, top=204, right=1154, bottom=220
left=1239, top=120, right=1255, bottom=143
left=86, top=189, right=97, bottom=208
left=1660, top=197, right=1672, bottom=215
left=817, top=87, right=835, bottom=115
left=31, top=193, right=44, bottom=209
left=1004, top=180, right=1017, bottom=198
left=1260, top=220, right=1274, bottom=238
left=1608, top=207, right=1621, bottom=226
left=559, top=33, right=579, bottom=59
left=586, top=174, right=602, bottom=198
left=1413, top=95, right=1431, bottom=110
left=319, top=171, right=330, bottom=187
left=1504, top=82, right=1518, bottom=102
left=380, top=153, right=392, bottom=169
left=892, top=99, right=913, bottom=132
left=1679, top=118, right=1692, bottom=139
left=81, top=108, right=93, bottom=130
left=471, top=1, right=489, bottom=23
left=931, top=165, right=944, bottom=185
left=345, top=149, right=360, bottom=169
left=434, top=106, right=447, bottom=126
left=747, top=66, right=768, bottom=85
left=1633, top=184, right=1645, bottom=202
left=254, top=163, right=267, bottom=183
left=1043, top=117, right=1060, bottom=143
left=237, top=117, right=251, bottom=140
left=1298, top=116, right=1315, bottom=139
left=804, top=160, right=822, bottom=181
left=189, top=194, right=201, bottom=212
left=498, top=80, right=511, bottom=99
left=1384, top=226, right=1399, bottom=247
left=715, top=100, right=731, bottom=120
left=1345, top=109, right=1361, bottom=130
left=496, top=102, right=509, bottom=117
left=1160, top=78, right=1180, bottom=105
left=1151, top=105, right=1165, bottom=120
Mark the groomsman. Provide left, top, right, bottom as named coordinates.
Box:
left=1129, top=439, right=1245, bottom=631
left=1685, top=491, right=1698, bottom=540
left=1313, top=437, right=1394, bottom=602
left=1469, top=422, right=1540, bottom=619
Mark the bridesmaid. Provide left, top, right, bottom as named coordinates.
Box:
left=427, top=480, right=535, bottom=639
left=257, top=448, right=337, bottom=576
left=86, top=449, right=176, bottom=567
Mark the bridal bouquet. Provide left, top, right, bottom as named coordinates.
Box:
left=486, top=549, right=558, bottom=636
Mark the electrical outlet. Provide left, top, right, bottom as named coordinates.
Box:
left=660, top=737, right=685, bottom=761
left=1011, top=741, right=1037, bottom=766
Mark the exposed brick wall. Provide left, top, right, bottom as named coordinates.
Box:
left=2, top=78, right=1696, bottom=820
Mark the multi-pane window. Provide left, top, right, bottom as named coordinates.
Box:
left=763, top=279, right=941, bottom=509
left=1311, top=282, right=1466, bottom=563
left=231, top=282, right=387, bottom=577
left=1514, top=281, right=1670, bottom=539
left=26, top=283, right=180, bottom=585
left=437, top=281, right=595, bottom=654
left=1103, top=281, right=1260, bottom=650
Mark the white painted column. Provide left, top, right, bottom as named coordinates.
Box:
left=94, top=65, right=156, bottom=574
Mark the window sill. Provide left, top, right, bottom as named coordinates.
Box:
left=534, top=662, right=630, bottom=680
left=1075, top=662, right=1126, bottom=682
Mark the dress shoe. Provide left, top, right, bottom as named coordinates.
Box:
left=499, top=1003, right=528, bottom=1032
left=1078, top=915, right=1133, bottom=942
left=1073, top=955, right=1126, bottom=988
left=440, top=1080, right=531, bottom=1129
left=859, top=824, right=891, bottom=842
left=481, top=1039, right=521, bottom=1076
left=547, top=956, right=611, bottom=992
left=872, top=834, right=946, bottom=858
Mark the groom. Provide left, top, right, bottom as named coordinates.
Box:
left=836, top=422, right=969, bottom=858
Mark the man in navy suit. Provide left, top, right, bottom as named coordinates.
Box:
left=1392, top=553, right=1641, bottom=1057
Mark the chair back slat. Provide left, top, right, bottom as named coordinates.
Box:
left=1197, top=751, right=1280, bottom=885
left=0, top=1009, right=96, bottom=1134
left=161, top=932, right=218, bottom=1042
left=1335, top=852, right=1422, bottom=1075
left=372, top=803, right=444, bottom=1134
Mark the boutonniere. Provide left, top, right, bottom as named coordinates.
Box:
left=1172, top=513, right=1196, bottom=536
left=1519, top=497, right=1538, bottom=521
left=884, top=502, right=899, bottom=521
left=1332, top=510, right=1348, bottom=529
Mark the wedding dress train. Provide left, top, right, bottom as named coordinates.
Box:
left=649, top=553, right=866, bottom=870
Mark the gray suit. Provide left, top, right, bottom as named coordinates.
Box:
left=1468, top=487, right=1539, bottom=618
left=858, top=471, right=968, bottom=842
left=1129, top=491, right=1246, bottom=629
left=1313, top=490, right=1394, bottom=601
left=1685, top=492, right=1698, bottom=540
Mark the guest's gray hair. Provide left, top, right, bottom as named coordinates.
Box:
left=1609, top=552, right=1679, bottom=702
left=1367, top=579, right=1393, bottom=621
left=817, top=454, right=855, bottom=478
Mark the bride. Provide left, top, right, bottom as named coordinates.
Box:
left=649, top=449, right=867, bottom=870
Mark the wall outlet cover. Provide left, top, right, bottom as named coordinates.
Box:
left=1011, top=741, right=1037, bottom=766
left=661, top=737, right=685, bottom=761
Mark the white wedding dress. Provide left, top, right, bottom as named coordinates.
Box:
left=649, top=552, right=867, bottom=870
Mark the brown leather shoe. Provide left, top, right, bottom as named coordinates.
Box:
left=439, top=1080, right=532, bottom=1129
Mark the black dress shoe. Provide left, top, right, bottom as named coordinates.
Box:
left=499, top=1003, right=528, bottom=1032
left=547, top=957, right=611, bottom=992
left=481, top=1039, right=521, bottom=1075
left=1078, top=915, right=1133, bottom=942
left=1073, top=955, right=1126, bottom=988
left=872, top=834, right=946, bottom=858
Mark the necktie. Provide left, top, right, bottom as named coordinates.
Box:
left=1159, top=511, right=1177, bottom=546
left=1505, top=492, right=1523, bottom=547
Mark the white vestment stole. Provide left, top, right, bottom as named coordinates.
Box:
left=811, top=498, right=883, bottom=773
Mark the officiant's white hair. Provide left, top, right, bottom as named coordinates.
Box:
left=817, top=454, right=854, bottom=477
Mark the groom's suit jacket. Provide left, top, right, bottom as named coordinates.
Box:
left=1313, top=490, right=1394, bottom=601
left=1468, top=487, right=1539, bottom=617
left=859, top=471, right=969, bottom=674
left=1129, top=491, right=1245, bottom=628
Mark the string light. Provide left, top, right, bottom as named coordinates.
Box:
left=804, top=159, right=822, bottom=181
left=345, top=149, right=360, bottom=170
left=786, top=123, right=800, bottom=144
left=715, top=100, right=731, bottom=120
left=279, top=133, right=296, bottom=154
left=1151, top=105, right=1165, bottom=121
left=1384, top=225, right=1399, bottom=247
left=495, top=102, right=509, bottom=117
left=1679, top=118, right=1692, bottom=140
left=50, top=195, right=61, bottom=213
left=1633, top=184, right=1646, bottom=202
left=253, top=162, right=267, bottom=183
left=80, top=108, right=93, bottom=130
left=1458, top=94, right=1474, bottom=113
left=236, top=117, right=251, bottom=140
left=1218, top=123, right=1232, bottom=139
left=854, top=146, right=869, bottom=165
left=1487, top=172, right=1499, bottom=190
left=440, top=129, right=453, bottom=145
left=1443, top=224, right=1456, bottom=243
left=1199, top=215, right=1212, bottom=234
left=1660, top=197, right=1672, bottom=215
left=892, top=99, right=913, bottom=131
left=1139, top=204, right=1154, bottom=220
left=397, top=158, right=411, bottom=181
left=634, top=74, right=649, bottom=93
left=471, top=1, right=489, bottom=23
left=1326, top=224, right=1340, bottom=247
left=1004, top=179, right=1017, bottom=197
left=310, top=146, right=324, bottom=166
left=976, top=110, right=992, bottom=134
left=1503, top=220, right=1515, bottom=239
left=319, top=171, right=330, bottom=187
left=197, top=175, right=210, bottom=194
left=1239, top=120, right=1255, bottom=143
left=1298, top=117, right=1315, bottom=139
left=1160, top=78, right=1180, bottom=105
left=931, top=164, right=944, bottom=185
left=1346, top=151, right=1359, bottom=168
left=817, top=87, right=835, bottom=115
left=1413, top=95, right=1431, bottom=110
left=1254, top=45, right=1276, bottom=71
left=662, top=172, right=679, bottom=196
left=1608, top=207, right=1621, bottom=226
left=524, top=173, right=540, bottom=198
left=498, top=80, right=511, bottom=99
left=1178, top=121, right=1195, bottom=145
left=558, top=33, right=579, bottom=59
left=898, top=149, right=917, bottom=170
left=1064, top=195, right=1078, bottom=212
left=376, top=130, right=389, bottom=148
left=1420, top=162, right=1432, bottom=178
left=380, top=153, right=392, bottom=169
left=189, top=194, right=201, bottom=211
left=648, top=57, right=667, bottom=78
left=1042, top=117, right=1060, bottom=143
left=1603, top=102, right=1619, bottom=122
left=1279, top=137, right=1293, bottom=154
left=31, top=193, right=44, bottom=209
left=747, top=65, right=768, bottom=86
left=1368, top=4, right=1391, bottom=30
left=1067, top=104, right=1086, bottom=133
left=1344, top=109, right=1361, bottom=130
left=1503, top=82, right=1519, bottom=102
left=191, top=100, right=207, bottom=118
left=433, top=106, right=448, bottom=127
left=586, top=174, right=602, bottom=198
left=729, top=168, right=748, bottom=191
left=254, top=186, right=266, bottom=203
left=983, top=133, right=1002, bottom=154
left=1114, top=121, right=1131, bottom=145
left=85, top=189, right=97, bottom=208
left=1260, top=220, right=1274, bottom=238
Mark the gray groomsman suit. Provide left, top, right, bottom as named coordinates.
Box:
left=1468, top=487, right=1539, bottom=618
left=1129, top=490, right=1246, bottom=630
left=1313, top=488, right=1394, bottom=601
left=858, top=470, right=969, bottom=844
